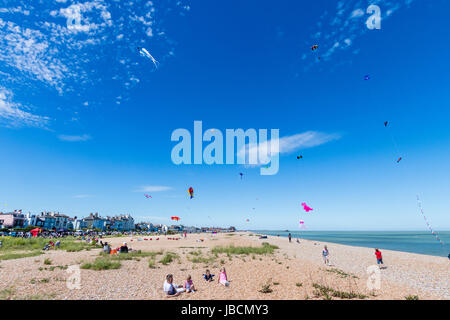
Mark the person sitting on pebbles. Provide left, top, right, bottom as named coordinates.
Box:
left=119, top=242, right=129, bottom=253
left=184, top=275, right=196, bottom=293
left=218, top=267, right=230, bottom=286
left=203, top=269, right=215, bottom=282
left=164, top=274, right=185, bottom=297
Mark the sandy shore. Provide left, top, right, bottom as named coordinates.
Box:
left=0, top=232, right=448, bottom=300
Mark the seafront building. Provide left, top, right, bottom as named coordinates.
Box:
left=1, top=210, right=236, bottom=233
left=0, top=210, right=135, bottom=232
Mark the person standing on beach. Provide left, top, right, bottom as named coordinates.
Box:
left=288, top=233, right=292, bottom=243
left=322, top=246, right=329, bottom=265
left=375, top=249, right=383, bottom=265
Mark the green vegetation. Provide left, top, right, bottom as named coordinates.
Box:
left=100, top=250, right=163, bottom=261
left=0, top=236, right=99, bottom=261
left=148, top=259, right=156, bottom=269
left=259, top=280, right=273, bottom=294
left=21, top=293, right=57, bottom=300
left=0, top=288, right=15, bottom=300
left=159, top=252, right=179, bottom=265
left=312, top=283, right=367, bottom=300
left=81, top=257, right=121, bottom=270
left=296, top=282, right=303, bottom=287
left=324, top=268, right=358, bottom=279
left=43, top=258, right=52, bottom=265
left=0, top=251, right=42, bottom=261
left=211, top=242, right=278, bottom=256
left=405, top=295, right=419, bottom=300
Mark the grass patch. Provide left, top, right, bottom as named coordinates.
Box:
left=312, top=283, right=367, bottom=300
left=259, top=280, right=273, bottom=294
left=405, top=295, right=419, bottom=300
left=81, top=257, right=121, bottom=270
left=159, top=252, right=179, bottom=265
left=100, top=250, right=163, bottom=261
left=189, top=255, right=215, bottom=264
left=211, top=242, right=278, bottom=256
left=324, top=268, right=358, bottom=279
left=148, top=259, right=157, bottom=269
left=0, top=236, right=98, bottom=254
left=0, top=288, right=15, bottom=300
left=20, top=293, right=56, bottom=300
left=0, top=251, right=43, bottom=261
left=296, top=282, right=303, bottom=287
left=43, top=258, right=52, bottom=265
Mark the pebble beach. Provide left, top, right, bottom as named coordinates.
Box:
left=0, top=232, right=448, bottom=300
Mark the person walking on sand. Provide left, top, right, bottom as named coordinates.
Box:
left=375, top=248, right=383, bottom=265
left=322, top=245, right=330, bottom=265
left=288, top=233, right=292, bottom=243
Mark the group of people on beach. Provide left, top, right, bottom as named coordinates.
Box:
left=102, top=241, right=130, bottom=254
left=163, top=267, right=230, bottom=297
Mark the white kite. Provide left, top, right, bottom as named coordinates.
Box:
left=138, top=47, right=159, bottom=68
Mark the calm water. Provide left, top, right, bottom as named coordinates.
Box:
left=254, top=231, right=450, bottom=257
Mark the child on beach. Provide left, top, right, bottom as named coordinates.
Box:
left=322, top=246, right=330, bottom=265
left=164, top=274, right=185, bottom=297
left=203, top=269, right=215, bottom=282
left=218, top=267, right=230, bottom=286
left=184, top=275, right=196, bottom=293
left=375, top=249, right=383, bottom=265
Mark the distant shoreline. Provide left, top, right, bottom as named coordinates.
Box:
left=250, top=230, right=450, bottom=258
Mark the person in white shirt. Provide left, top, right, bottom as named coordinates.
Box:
left=163, top=274, right=185, bottom=297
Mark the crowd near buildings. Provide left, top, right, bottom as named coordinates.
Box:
left=0, top=210, right=236, bottom=234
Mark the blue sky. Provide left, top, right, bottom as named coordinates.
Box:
left=1, top=0, right=450, bottom=231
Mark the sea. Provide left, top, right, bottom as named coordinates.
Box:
left=253, top=231, right=450, bottom=257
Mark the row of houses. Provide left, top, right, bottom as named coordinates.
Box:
left=0, top=210, right=236, bottom=233
left=0, top=210, right=135, bottom=232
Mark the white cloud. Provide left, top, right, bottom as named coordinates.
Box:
left=350, top=9, right=364, bottom=18
left=239, top=131, right=340, bottom=165
left=58, top=134, right=92, bottom=142
left=301, top=1, right=417, bottom=66
left=0, top=1, right=190, bottom=127
left=135, top=186, right=173, bottom=192
left=0, top=87, right=49, bottom=127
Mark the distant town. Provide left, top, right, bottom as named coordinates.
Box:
left=0, top=210, right=236, bottom=233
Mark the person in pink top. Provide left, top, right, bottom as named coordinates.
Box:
left=218, top=267, right=230, bottom=286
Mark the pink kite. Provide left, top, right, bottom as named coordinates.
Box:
left=144, top=194, right=152, bottom=198
left=301, top=202, right=313, bottom=212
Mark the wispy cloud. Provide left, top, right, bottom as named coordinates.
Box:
left=0, top=87, right=49, bottom=127
left=135, top=186, right=173, bottom=193
left=239, top=131, right=340, bottom=164
left=301, top=0, right=417, bottom=68
left=73, top=194, right=92, bottom=199
left=58, top=134, right=91, bottom=142
left=0, top=0, right=191, bottom=127
left=136, top=215, right=170, bottom=222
